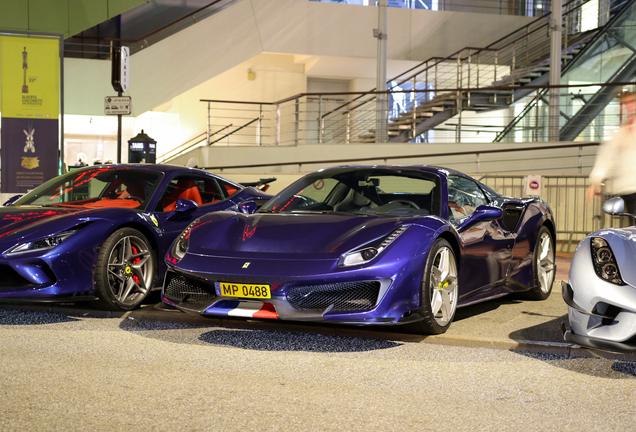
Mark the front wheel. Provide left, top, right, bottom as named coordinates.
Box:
left=93, top=228, right=156, bottom=311
left=408, top=238, right=459, bottom=335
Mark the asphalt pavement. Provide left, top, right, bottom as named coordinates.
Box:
left=4, top=253, right=630, bottom=360
left=3, top=254, right=636, bottom=431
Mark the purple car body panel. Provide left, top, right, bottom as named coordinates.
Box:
left=0, top=164, right=270, bottom=302
left=162, top=165, right=555, bottom=325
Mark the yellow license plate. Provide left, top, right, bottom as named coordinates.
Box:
left=217, top=282, right=271, bottom=299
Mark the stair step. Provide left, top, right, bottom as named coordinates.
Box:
left=391, top=117, right=417, bottom=125
left=388, top=124, right=412, bottom=130
left=366, top=130, right=399, bottom=136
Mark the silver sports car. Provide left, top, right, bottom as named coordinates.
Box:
left=562, top=197, right=636, bottom=353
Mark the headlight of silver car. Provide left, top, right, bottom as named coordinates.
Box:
left=339, top=226, right=409, bottom=267
left=4, top=230, right=77, bottom=256
left=590, top=237, right=625, bottom=285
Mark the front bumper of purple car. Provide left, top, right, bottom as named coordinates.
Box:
left=162, top=250, right=427, bottom=326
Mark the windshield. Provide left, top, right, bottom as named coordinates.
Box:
left=14, top=167, right=163, bottom=211
left=260, top=168, right=440, bottom=216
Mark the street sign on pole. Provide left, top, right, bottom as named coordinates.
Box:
left=104, top=96, right=132, bottom=115
left=120, top=46, right=129, bottom=92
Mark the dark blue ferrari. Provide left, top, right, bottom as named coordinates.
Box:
left=163, top=166, right=556, bottom=334
left=0, top=164, right=270, bottom=310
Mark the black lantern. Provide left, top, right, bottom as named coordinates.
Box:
left=127, top=129, right=157, bottom=164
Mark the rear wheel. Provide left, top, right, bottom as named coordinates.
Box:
left=409, top=238, right=458, bottom=335
left=93, top=228, right=155, bottom=311
left=519, top=225, right=555, bottom=300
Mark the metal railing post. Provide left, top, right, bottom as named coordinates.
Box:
left=494, top=51, right=498, bottom=85
left=258, top=103, right=262, bottom=146
left=525, top=26, right=529, bottom=67
left=435, top=62, right=438, bottom=93
left=534, top=89, right=540, bottom=141
left=457, top=54, right=462, bottom=142
left=511, top=41, right=516, bottom=86
left=206, top=101, right=211, bottom=145
left=412, top=76, right=417, bottom=140
left=294, top=97, right=300, bottom=145
left=467, top=49, right=471, bottom=106
left=476, top=52, right=480, bottom=88
left=346, top=111, right=351, bottom=144
left=425, top=61, right=429, bottom=103
left=275, top=103, right=281, bottom=145
left=493, top=51, right=498, bottom=104
left=563, top=2, right=569, bottom=50
left=318, top=95, right=323, bottom=144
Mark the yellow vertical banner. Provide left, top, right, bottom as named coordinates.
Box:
left=1, top=35, right=60, bottom=193
left=0, top=35, right=60, bottom=119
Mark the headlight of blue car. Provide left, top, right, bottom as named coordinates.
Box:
left=171, top=221, right=197, bottom=262
left=339, top=225, right=409, bottom=267
left=4, top=230, right=77, bottom=256
left=590, top=237, right=626, bottom=286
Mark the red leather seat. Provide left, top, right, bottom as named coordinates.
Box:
left=162, top=180, right=203, bottom=211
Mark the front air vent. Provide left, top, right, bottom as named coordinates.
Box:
left=0, top=265, right=35, bottom=290
left=163, top=272, right=216, bottom=304
left=286, top=281, right=381, bottom=312
left=502, top=204, right=525, bottom=232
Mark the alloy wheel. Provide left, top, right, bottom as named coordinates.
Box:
left=537, top=232, right=555, bottom=293
left=106, top=235, right=153, bottom=306
left=427, top=246, right=458, bottom=326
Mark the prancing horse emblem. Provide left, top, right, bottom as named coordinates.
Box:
left=242, top=262, right=250, bottom=269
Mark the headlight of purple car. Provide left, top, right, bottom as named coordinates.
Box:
left=4, top=229, right=77, bottom=256
left=590, top=237, right=625, bottom=286
left=339, top=225, right=409, bottom=267
left=171, top=222, right=196, bottom=262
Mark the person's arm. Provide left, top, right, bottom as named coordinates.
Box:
left=587, top=134, right=619, bottom=200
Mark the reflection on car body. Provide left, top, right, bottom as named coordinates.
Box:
left=162, top=165, right=556, bottom=334
left=0, top=164, right=271, bottom=311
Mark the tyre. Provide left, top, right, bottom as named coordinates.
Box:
left=518, top=225, right=555, bottom=300
left=93, top=228, right=156, bottom=311
left=409, top=238, right=459, bottom=335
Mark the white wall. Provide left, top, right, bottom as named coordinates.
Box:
left=64, top=0, right=534, bottom=117
left=168, top=141, right=599, bottom=183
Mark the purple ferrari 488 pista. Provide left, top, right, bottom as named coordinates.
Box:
left=163, top=165, right=556, bottom=334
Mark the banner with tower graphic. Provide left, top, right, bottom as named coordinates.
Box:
left=0, top=35, right=59, bottom=193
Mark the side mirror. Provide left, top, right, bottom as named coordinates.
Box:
left=603, top=197, right=625, bottom=215
left=237, top=200, right=258, bottom=215
left=472, top=204, right=503, bottom=221
left=3, top=195, right=22, bottom=206
left=457, top=205, right=503, bottom=230
left=175, top=198, right=198, bottom=213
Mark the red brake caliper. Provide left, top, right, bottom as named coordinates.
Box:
left=131, top=245, right=141, bottom=284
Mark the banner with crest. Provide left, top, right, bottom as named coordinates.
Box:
left=0, top=35, right=59, bottom=193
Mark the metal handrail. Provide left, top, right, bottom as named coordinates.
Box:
left=321, top=0, right=596, bottom=119
left=204, top=80, right=636, bottom=108
left=209, top=118, right=260, bottom=145
left=200, top=142, right=600, bottom=171
left=495, top=0, right=636, bottom=142
left=156, top=131, right=207, bottom=161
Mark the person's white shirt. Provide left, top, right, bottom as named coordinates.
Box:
left=589, top=121, right=636, bottom=195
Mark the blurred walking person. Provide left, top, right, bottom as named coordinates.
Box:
left=586, top=91, right=636, bottom=214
